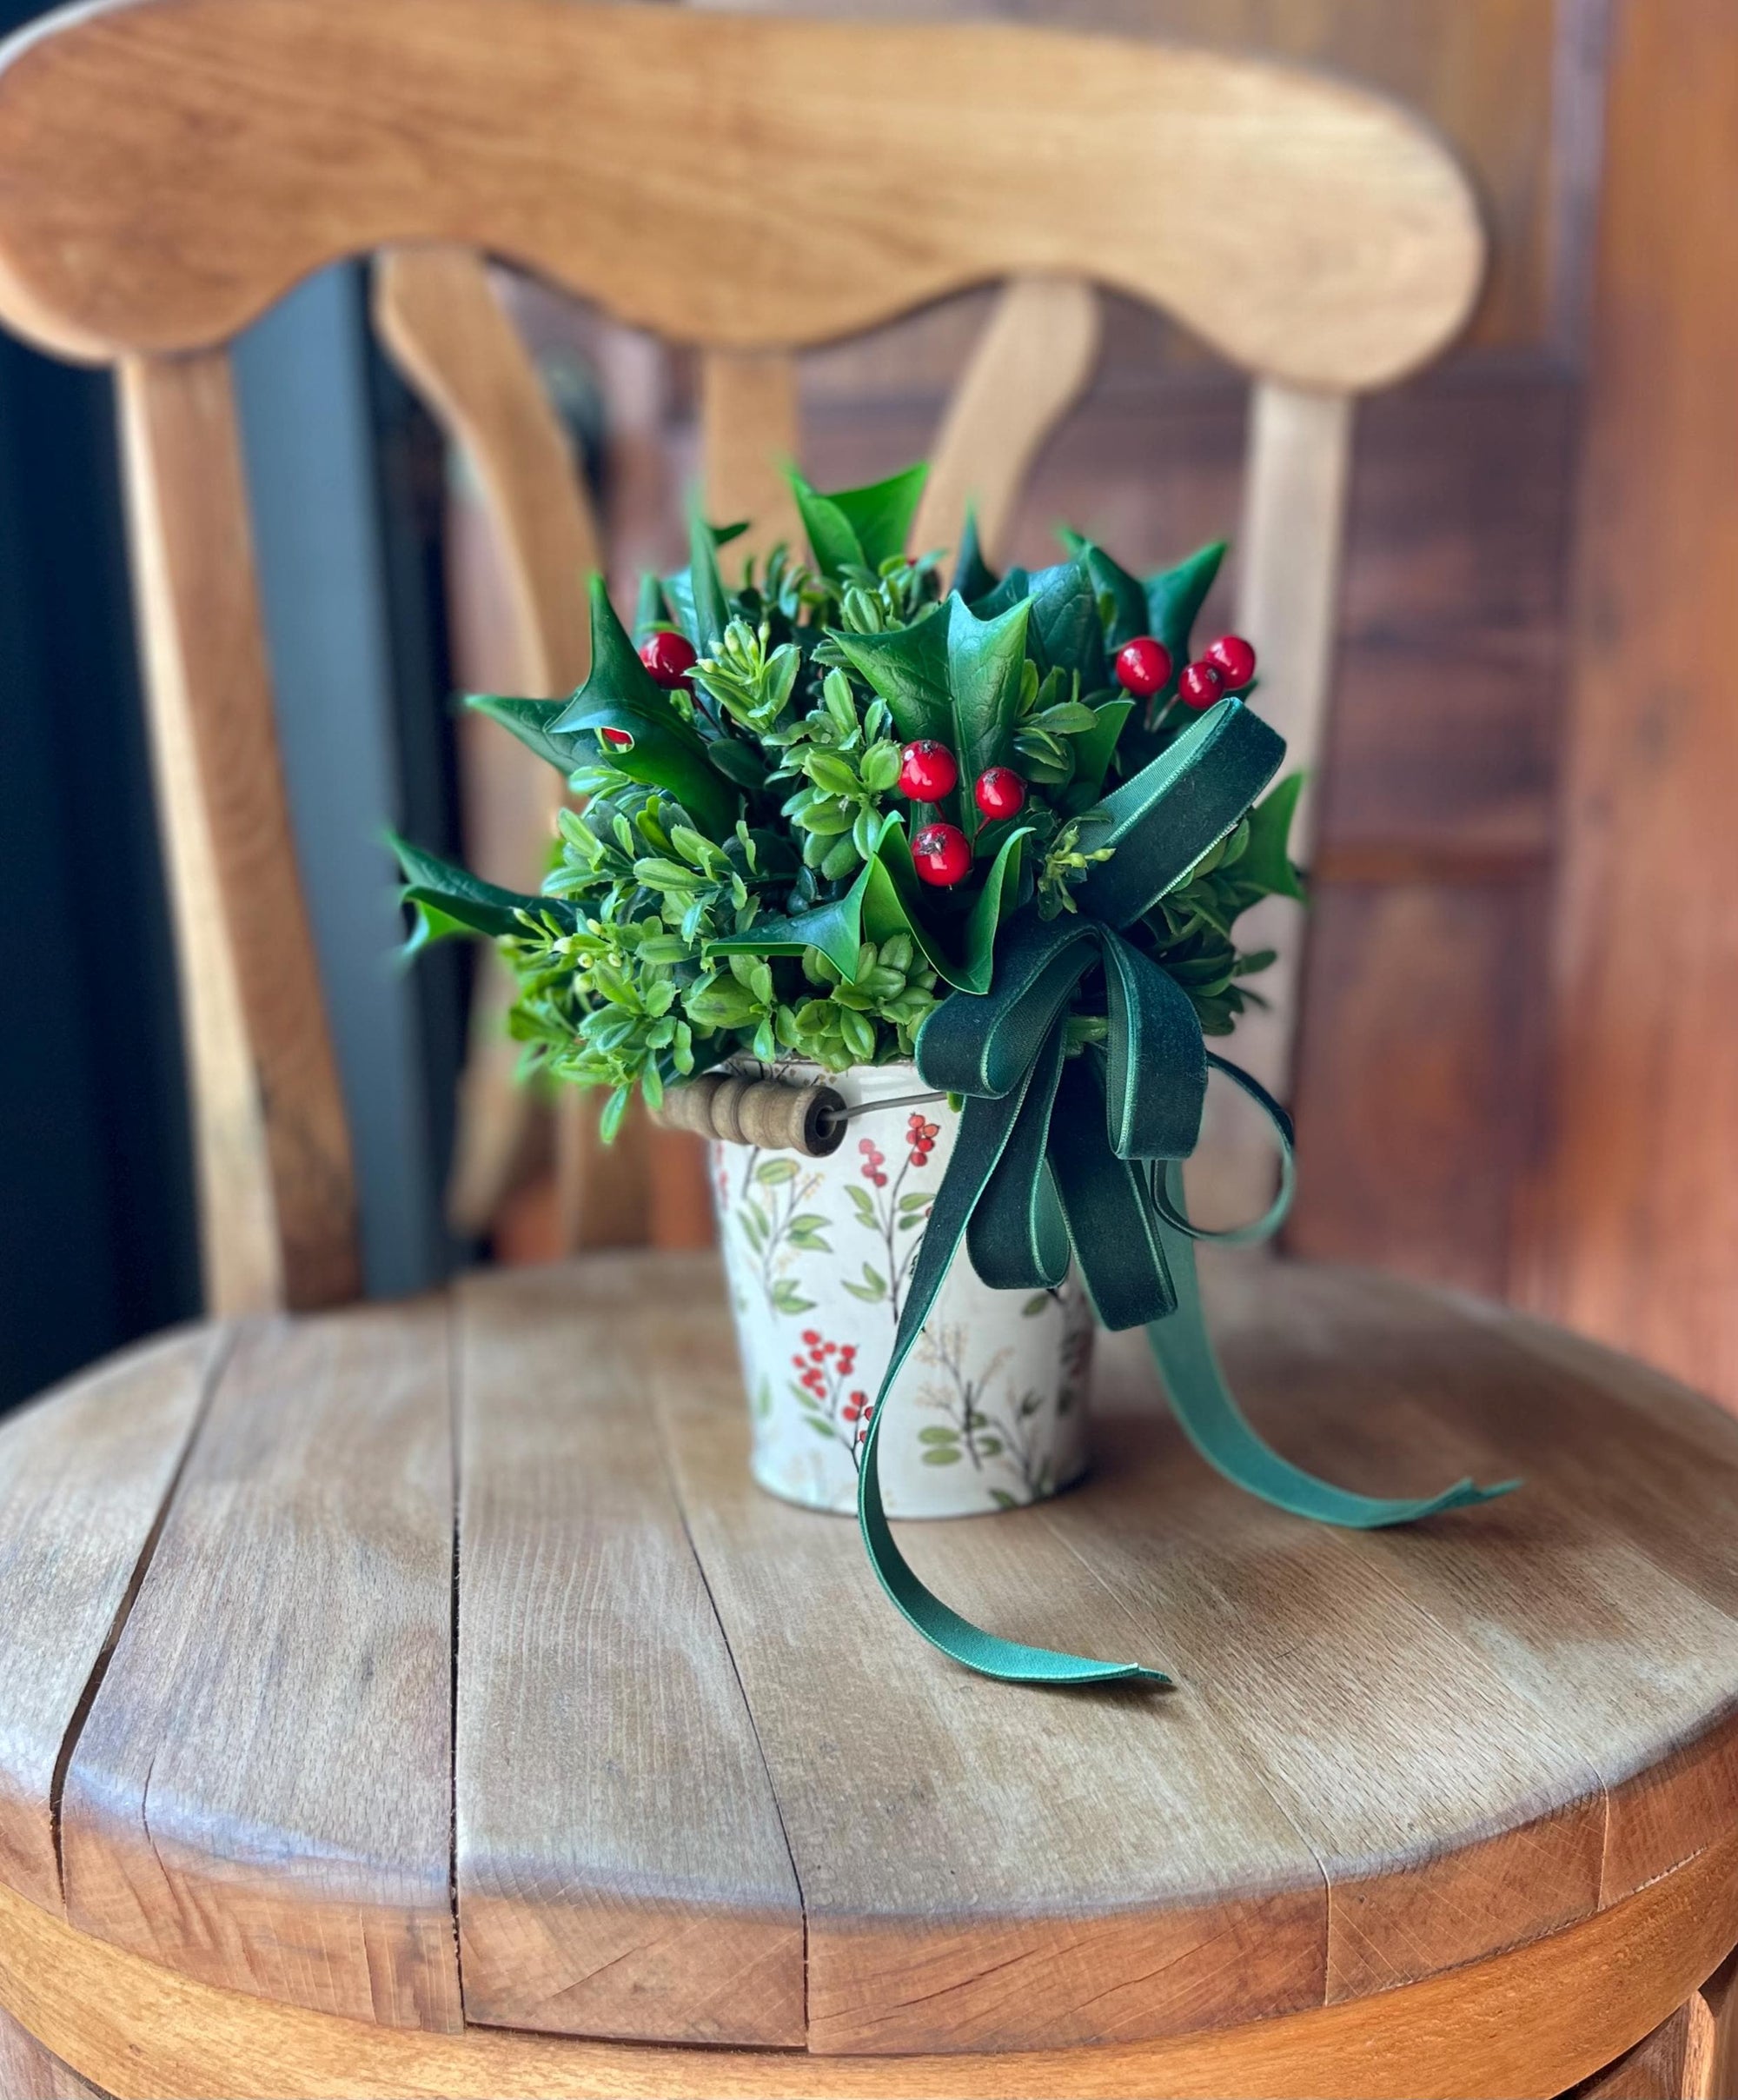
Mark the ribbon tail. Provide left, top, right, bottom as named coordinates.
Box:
left=858, top=1079, right=1168, bottom=1687
left=1148, top=1160, right=1519, bottom=1526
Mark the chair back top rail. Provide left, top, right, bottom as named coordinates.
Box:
left=0, top=0, right=1482, bottom=385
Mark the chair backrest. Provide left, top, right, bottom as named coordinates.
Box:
left=0, top=0, right=1484, bottom=1315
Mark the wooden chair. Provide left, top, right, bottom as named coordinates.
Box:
left=1, top=5, right=1736, bottom=2097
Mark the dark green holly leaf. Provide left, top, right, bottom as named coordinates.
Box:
left=686, top=502, right=732, bottom=655
left=946, top=592, right=1031, bottom=838
left=464, top=694, right=588, bottom=774
left=952, top=504, right=998, bottom=599
left=633, top=573, right=669, bottom=646
left=786, top=462, right=928, bottom=581
left=1236, top=771, right=1307, bottom=903
left=554, top=575, right=676, bottom=723
left=388, top=834, right=567, bottom=950
left=1025, top=558, right=1107, bottom=687
left=1061, top=529, right=1147, bottom=649
left=1147, top=540, right=1226, bottom=666
left=966, top=566, right=1031, bottom=620
left=830, top=597, right=952, bottom=744
left=552, top=577, right=739, bottom=835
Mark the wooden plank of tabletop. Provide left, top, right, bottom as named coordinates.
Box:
left=0, top=1327, right=221, bottom=1917
left=58, top=1302, right=461, bottom=2031
left=647, top=1284, right=1330, bottom=2060
left=1020, top=1278, right=1672, bottom=2004
left=1199, top=1262, right=1738, bottom=1911
left=0, top=2003, right=109, bottom=2100
left=453, top=1259, right=805, bottom=2048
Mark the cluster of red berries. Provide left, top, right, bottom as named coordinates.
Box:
left=906, top=1111, right=940, bottom=1168
left=1114, top=632, right=1257, bottom=712
left=898, top=741, right=1027, bottom=888
left=859, top=1138, right=890, bottom=1188
left=841, top=1392, right=873, bottom=1436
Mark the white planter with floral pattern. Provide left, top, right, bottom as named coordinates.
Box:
left=711, top=1061, right=1093, bottom=1518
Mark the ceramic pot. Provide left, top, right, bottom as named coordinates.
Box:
left=710, top=1061, right=1093, bottom=1517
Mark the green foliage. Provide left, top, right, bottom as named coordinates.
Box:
left=391, top=463, right=1304, bottom=1126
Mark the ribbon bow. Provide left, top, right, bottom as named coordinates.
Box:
left=858, top=700, right=1515, bottom=1686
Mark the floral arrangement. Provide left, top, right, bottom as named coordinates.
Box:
left=395, top=461, right=1509, bottom=1690
left=392, top=461, right=1303, bottom=1143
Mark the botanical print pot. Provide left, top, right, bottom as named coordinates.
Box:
left=711, top=1062, right=1093, bottom=1518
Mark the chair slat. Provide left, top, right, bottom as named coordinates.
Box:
left=118, top=352, right=359, bottom=1312
left=700, top=349, right=803, bottom=568
left=1188, top=381, right=1353, bottom=1231
left=913, top=277, right=1100, bottom=566
left=374, top=246, right=622, bottom=1249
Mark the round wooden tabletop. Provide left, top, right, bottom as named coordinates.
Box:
left=2, top=1251, right=1737, bottom=2100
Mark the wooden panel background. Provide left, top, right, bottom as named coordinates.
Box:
left=439, top=1, right=1656, bottom=1356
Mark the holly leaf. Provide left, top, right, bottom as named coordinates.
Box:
left=786, top=462, right=928, bottom=581
left=946, top=592, right=1030, bottom=839
left=829, top=597, right=952, bottom=745
left=1236, top=772, right=1307, bottom=903
left=464, top=694, right=587, bottom=774
left=709, top=860, right=877, bottom=981
left=660, top=520, right=749, bottom=643
left=952, top=504, right=998, bottom=600
left=1147, top=540, right=1226, bottom=668
left=1060, top=528, right=1147, bottom=649
left=1025, top=558, right=1107, bottom=687
left=388, top=834, right=567, bottom=949
left=552, top=575, right=739, bottom=836
left=685, top=502, right=732, bottom=656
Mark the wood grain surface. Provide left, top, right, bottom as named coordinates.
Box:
left=454, top=1264, right=804, bottom=2045
left=650, top=1290, right=1326, bottom=2057
left=5, top=1829, right=1738, bottom=2099
left=0, top=2003, right=109, bottom=2100
left=117, top=352, right=360, bottom=1314
left=58, top=1306, right=461, bottom=2031
left=1515, top=0, right=1738, bottom=1411
left=911, top=277, right=1102, bottom=567
left=0, top=1328, right=220, bottom=1914
left=3, top=1253, right=1737, bottom=2082
left=0, top=0, right=1479, bottom=389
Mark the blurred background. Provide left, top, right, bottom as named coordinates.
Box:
left=10, top=0, right=1730, bottom=1419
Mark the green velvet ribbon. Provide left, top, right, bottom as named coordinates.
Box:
left=856, top=700, right=1516, bottom=1686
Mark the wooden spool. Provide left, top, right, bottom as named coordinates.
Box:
left=3, top=1251, right=1738, bottom=2097
left=650, top=1074, right=848, bottom=1157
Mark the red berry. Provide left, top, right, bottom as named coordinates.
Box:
left=973, top=766, right=1027, bottom=821
left=899, top=740, right=959, bottom=801
left=640, top=629, right=697, bottom=689
left=1203, top=634, right=1257, bottom=687
left=599, top=725, right=634, bottom=748
left=1115, top=635, right=1173, bottom=697
left=1177, top=661, right=1224, bottom=711
left=912, top=821, right=972, bottom=886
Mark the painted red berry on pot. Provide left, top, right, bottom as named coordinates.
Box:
left=1203, top=634, right=1257, bottom=687
left=639, top=629, right=697, bottom=689
left=912, top=821, right=972, bottom=887
left=599, top=725, right=634, bottom=748
left=1177, top=661, right=1224, bottom=711
left=1114, top=635, right=1172, bottom=697
left=899, top=739, right=959, bottom=801
left=973, top=766, right=1026, bottom=821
